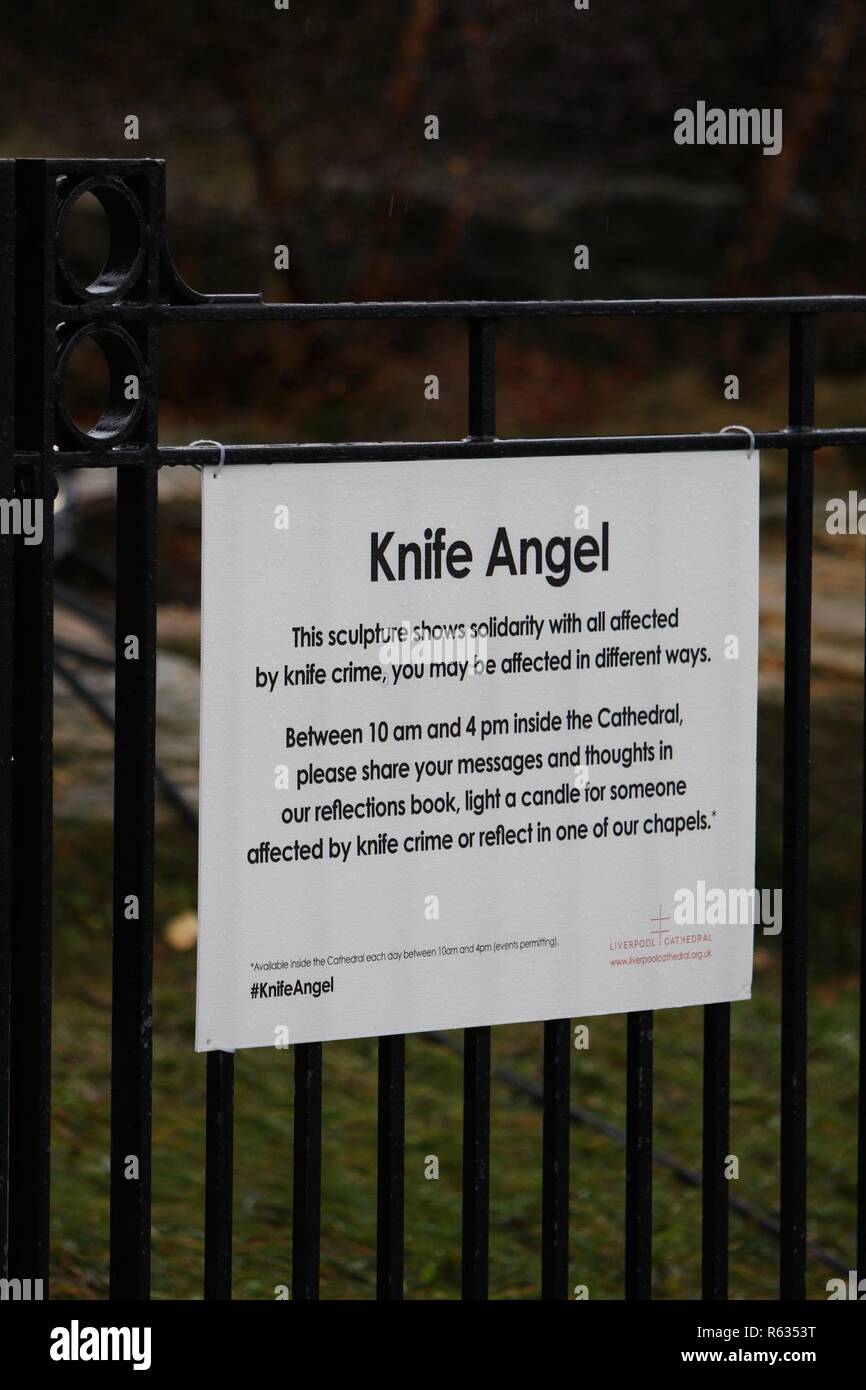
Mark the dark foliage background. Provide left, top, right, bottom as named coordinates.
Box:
left=3, top=1, right=863, bottom=297
left=5, top=1, right=865, bottom=433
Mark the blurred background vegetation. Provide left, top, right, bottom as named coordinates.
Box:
left=3, top=0, right=866, bottom=1298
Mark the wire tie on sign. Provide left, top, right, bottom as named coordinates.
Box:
left=189, top=438, right=227, bottom=476
left=720, top=424, right=756, bottom=458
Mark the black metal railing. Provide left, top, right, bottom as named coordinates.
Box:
left=0, top=156, right=861, bottom=1301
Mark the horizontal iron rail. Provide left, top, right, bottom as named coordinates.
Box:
left=55, top=293, right=866, bottom=323
left=14, top=426, right=866, bottom=471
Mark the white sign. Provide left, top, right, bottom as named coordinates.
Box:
left=195, top=451, right=758, bottom=1052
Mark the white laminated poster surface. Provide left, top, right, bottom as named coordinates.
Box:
left=195, top=451, right=759, bottom=1051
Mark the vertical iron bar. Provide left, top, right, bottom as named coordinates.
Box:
left=859, top=533, right=866, bottom=1284
left=701, top=1002, right=730, bottom=1299
left=9, top=464, right=54, bottom=1288
left=861, top=528, right=866, bottom=1278
left=780, top=312, right=815, bottom=1300
left=462, top=1024, right=491, bottom=1299
left=109, top=457, right=158, bottom=1299
left=292, top=1041, right=322, bottom=1299
left=468, top=317, right=496, bottom=439
left=204, top=1050, right=234, bottom=1300
left=541, top=1019, right=571, bottom=1299
left=8, top=159, right=53, bottom=1288
left=0, top=162, right=14, bottom=1278
left=462, top=316, right=495, bottom=1300
left=376, top=1033, right=405, bottom=1299
left=625, top=1010, right=653, bottom=1299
